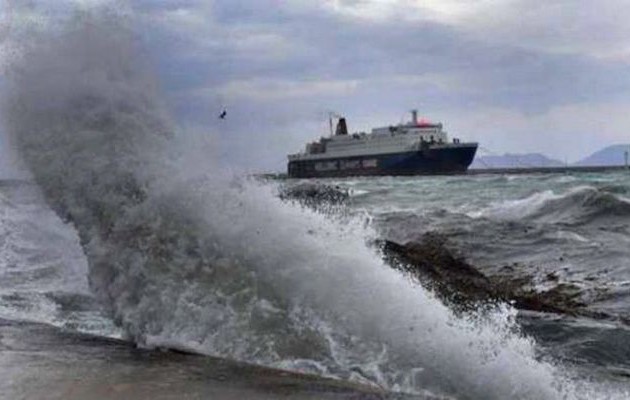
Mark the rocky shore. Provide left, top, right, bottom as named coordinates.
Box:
left=279, top=182, right=628, bottom=325
left=380, top=234, right=590, bottom=317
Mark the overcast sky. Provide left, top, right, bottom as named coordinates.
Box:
left=4, top=0, right=630, bottom=172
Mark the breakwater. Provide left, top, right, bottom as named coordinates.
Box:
left=468, top=165, right=629, bottom=175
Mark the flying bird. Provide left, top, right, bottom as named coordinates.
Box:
left=219, top=110, right=227, bottom=119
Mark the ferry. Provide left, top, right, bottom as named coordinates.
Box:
left=287, top=110, right=478, bottom=178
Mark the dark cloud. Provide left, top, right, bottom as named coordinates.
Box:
left=137, top=1, right=630, bottom=107
left=124, top=1, right=630, bottom=169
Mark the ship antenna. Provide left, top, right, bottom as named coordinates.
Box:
left=329, top=113, right=334, bottom=137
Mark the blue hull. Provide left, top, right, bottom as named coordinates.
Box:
left=288, top=144, right=478, bottom=178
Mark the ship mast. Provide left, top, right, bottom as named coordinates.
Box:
left=329, top=115, right=333, bottom=137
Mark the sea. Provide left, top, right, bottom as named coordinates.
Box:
left=2, top=7, right=630, bottom=400
left=2, top=172, right=630, bottom=399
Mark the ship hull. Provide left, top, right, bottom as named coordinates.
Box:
left=288, top=144, right=478, bottom=178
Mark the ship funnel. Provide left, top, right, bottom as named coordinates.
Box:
left=335, top=118, right=348, bottom=135
left=411, top=110, right=418, bottom=125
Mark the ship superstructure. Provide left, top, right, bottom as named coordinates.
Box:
left=288, top=110, right=478, bottom=178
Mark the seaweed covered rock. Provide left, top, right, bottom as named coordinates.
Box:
left=381, top=233, right=496, bottom=307
left=381, top=233, right=620, bottom=323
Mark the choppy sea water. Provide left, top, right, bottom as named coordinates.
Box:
left=321, top=172, right=630, bottom=383
left=2, top=172, right=630, bottom=399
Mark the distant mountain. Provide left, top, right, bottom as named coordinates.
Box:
left=574, top=144, right=630, bottom=166
left=471, top=153, right=565, bottom=169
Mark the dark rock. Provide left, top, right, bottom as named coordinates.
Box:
left=380, top=233, right=496, bottom=307
left=380, top=233, right=625, bottom=324
left=278, top=183, right=349, bottom=209
left=546, top=272, right=559, bottom=281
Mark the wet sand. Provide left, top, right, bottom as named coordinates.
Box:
left=0, top=319, right=423, bottom=400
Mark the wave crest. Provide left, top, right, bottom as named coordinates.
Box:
left=474, top=186, right=630, bottom=225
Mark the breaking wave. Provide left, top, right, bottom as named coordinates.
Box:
left=472, top=186, right=630, bottom=226
left=2, top=5, right=626, bottom=399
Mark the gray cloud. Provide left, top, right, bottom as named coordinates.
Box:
left=135, top=1, right=630, bottom=109
left=5, top=1, right=630, bottom=172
